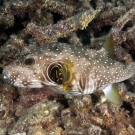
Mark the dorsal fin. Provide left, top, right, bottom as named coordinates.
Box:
left=103, top=35, right=114, bottom=59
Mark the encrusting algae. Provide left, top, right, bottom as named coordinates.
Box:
left=0, top=0, right=135, bottom=135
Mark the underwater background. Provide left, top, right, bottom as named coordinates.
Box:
left=0, top=0, right=135, bottom=134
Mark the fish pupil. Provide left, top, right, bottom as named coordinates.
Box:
left=49, top=65, right=63, bottom=84
left=24, top=57, right=35, bottom=66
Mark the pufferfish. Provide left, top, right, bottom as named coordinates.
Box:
left=2, top=36, right=135, bottom=106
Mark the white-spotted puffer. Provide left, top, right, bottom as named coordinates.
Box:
left=3, top=36, right=135, bottom=106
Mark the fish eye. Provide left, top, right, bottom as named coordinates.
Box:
left=48, top=63, right=64, bottom=84
left=24, top=57, right=35, bottom=67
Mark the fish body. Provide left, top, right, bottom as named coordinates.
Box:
left=2, top=37, right=135, bottom=105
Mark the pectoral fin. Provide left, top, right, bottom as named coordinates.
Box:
left=102, top=83, right=123, bottom=106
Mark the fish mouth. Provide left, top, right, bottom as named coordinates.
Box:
left=2, top=69, right=11, bottom=83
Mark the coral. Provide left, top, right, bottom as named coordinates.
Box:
left=9, top=100, right=63, bottom=135
left=0, top=35, right=25, bottom=65
left=31, top=126, right=47, bottom=135
left=61, top=94, right=135, bottom=135
left=13, top=88, right=65, bottom=119
left=53, top=127, right=63, bottom=135
left=26, top=8, right=100, bottom=45
left=16, top=87, right=65, bottom=108
left=0, top=0, right=135, bottom=135
left=88, top=125, right=102, bottom=135
left=110, top=8, right=135, bottom=45
left=0, top=12, right=14, bottom=29
left=0, top=79, right=17, bottom=135
left=42, top=0, right=76, bottom=17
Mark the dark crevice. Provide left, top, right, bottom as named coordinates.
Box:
left=121, top=101, right=133, bottom=116
left=76, top=29, right=91, bottom=46
left=5, top=14, right=28, bottom=36
left=51, top=12, right=62, bottom=24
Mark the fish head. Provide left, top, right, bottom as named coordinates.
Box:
left=3, top=52, right=46, bottom=88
